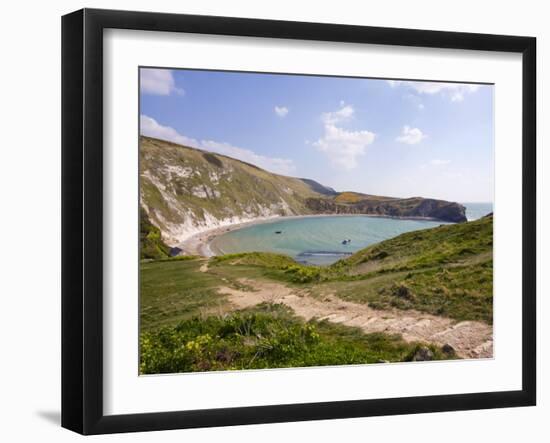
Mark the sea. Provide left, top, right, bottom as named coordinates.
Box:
left=464, top=202, right=493, bottom=221
left=210, top=202, right=493, bottom=266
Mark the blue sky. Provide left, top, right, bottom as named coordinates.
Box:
left=140, top=67, right=494, bottom=203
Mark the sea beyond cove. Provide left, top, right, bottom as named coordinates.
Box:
left=207, top=203, right=492, bottom=266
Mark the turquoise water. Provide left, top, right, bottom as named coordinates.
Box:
left=211, top=204, right=493, bottom=266
left=211, top=215, right=448, bottom=266
left=210, top=203, right=494, bottom=266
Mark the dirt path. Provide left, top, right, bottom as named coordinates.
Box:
left=217, top=279, right=493, bottom=359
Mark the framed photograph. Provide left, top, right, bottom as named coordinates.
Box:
left=62, top=8, right=536, bottom=435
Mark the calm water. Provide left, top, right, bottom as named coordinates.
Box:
left=210, top=216, right=441, bottom=266
left=211, top=203, right=493, bottom=266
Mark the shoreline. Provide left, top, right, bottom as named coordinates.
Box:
left=177, top=216, right=279, bottom=257
left=176, top=213, right=450, bottom=257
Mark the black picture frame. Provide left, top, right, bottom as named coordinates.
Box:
left=62, top=8, right=536, bottom=435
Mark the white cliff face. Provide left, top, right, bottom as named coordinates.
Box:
left=190, top=185, right=221, bottom=199
left=139, top=138, right=318, bottom=246
left=141, top=201, right=286, bottom=246
left=141, top=166, right=300, bottom=245
left=140, top=137, right=464, bottom=247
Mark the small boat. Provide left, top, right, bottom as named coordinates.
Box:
left=275, top=231, right=283, bottom=234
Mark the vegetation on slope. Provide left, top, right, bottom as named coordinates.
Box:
left=140, top=258, right=228, bottom=331
left=209, top=215, right=493, bottom=323
left=140, top=303, right=454, bottom=374
left=139, top=213, right=491, bottom=374
left=334, top=191, right=369, bottom=203
left=140, top=208, right=170, bottom=259
left=305, top=195, right=467, bottom=222
left=299, top=178, right=338, bottom=196
left=337, top=213, right=492, bottom=271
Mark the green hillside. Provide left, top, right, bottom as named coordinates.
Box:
left=327, top=214, right=493, bottom=322
left=337, top=213, right=492, bottom=272
left=139, top=216, right=491, bottom=373
left=140, top=136, right=322, bottom=244
left=139, top=136, right=467, bottom=247
left=210, top=215, right=493, bottom=323
left=139, top=217, right=493, bottom=373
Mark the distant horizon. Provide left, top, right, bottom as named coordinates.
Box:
left=140, top=68, right=494, bottom=203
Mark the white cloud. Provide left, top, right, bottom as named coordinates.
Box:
left=321, top=105, right=355, bottom=125
left=140, top=69, right=184, bottom=96
left=140, top=115, right=295, bottom=175
left=448, top=86, right=479, bottom=102
left=274, top=106, right=289, bottom=118
left=140, top=115, right=196, bottom=146
left=396, top=125, right=426, bottom=145
left=387, top=80, right=480, bottom=102
left=313, top=104, right=375, bottom=170
left=430, top=159, right=451, bottom=166
left=200, top=140, right=295, bottom=175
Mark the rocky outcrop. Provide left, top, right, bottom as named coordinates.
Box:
left=411, top=346, right=434, bottom=361
left=407, top=198, right=467, bottom=223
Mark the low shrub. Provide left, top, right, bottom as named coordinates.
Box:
left=139, top=304, right=457, bottom=374
left=282, top=264, right=322, bottom=283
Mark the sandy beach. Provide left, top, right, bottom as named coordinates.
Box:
left=176, top=216, right=282, bottom=256
left=175, top=213, right=447, bottom=257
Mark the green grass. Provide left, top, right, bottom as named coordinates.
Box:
left=309, top=259, right=493, bottom=323
left=337, top=214, right=492, bottom=272
left=211, top=251, right=298, bottom=268
left=140, top=258, right=229, bottom=332
left=146, top=255, right=200, bottom=263
left=139, top=216, right=492, bottom=374
left=140, top=253, right=302, bottom=333
left=210, top=252, right=321, bottom=283
left=209, top=216, right=493, bottom=323
left=140, top=303, right=456, bottom=374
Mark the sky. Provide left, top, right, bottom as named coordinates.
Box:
left=140, top=67, right=494, bottom=203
